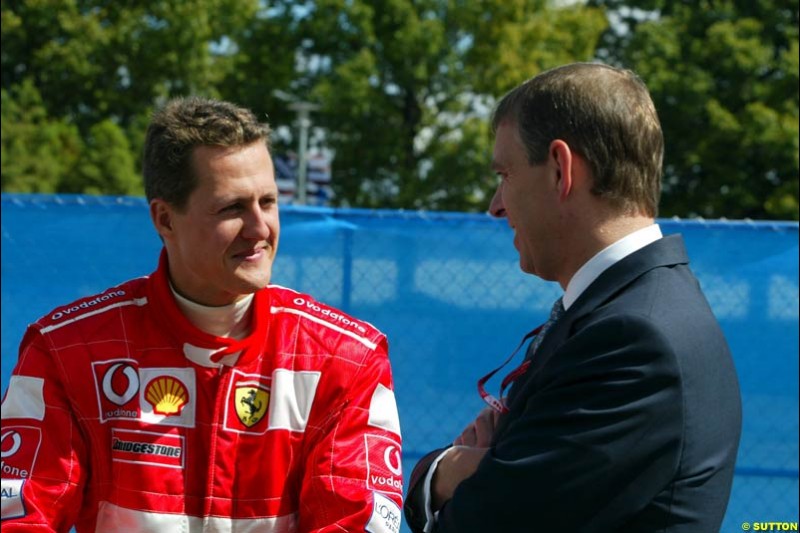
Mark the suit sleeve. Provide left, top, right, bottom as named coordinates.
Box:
left=1, top=327, right=88, bottom=531
left=297, top=336, right=404, bottom=533
left=434, top=314, right=683, bottom=533
left=403, top=446, right=451, bottom=533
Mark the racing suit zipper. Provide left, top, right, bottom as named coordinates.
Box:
left=204, top=364, right=230, bottom=519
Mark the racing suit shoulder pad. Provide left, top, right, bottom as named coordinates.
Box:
left=266, top=285, right=386, bottom=347
left=34, top=276, right=149, bottom=334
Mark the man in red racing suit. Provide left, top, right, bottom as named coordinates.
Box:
left=1, top=251, right=403, bottom=532
left=1, top=97, right=403, bottom=532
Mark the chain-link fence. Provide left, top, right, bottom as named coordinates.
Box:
left=2, top=194, right=797, bottom=531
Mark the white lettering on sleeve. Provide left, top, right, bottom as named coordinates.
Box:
left=366, top=492, right=402, bottom=533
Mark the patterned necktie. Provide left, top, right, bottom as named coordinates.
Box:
left=526, top=296, right=565, bottom=359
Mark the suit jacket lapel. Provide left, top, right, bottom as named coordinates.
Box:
left=501, top=235, right=690, bottom=418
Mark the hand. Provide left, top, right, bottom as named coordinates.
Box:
left=453, top=406, right=501, bottom=447
left=431, top=446, right=489, bottom=511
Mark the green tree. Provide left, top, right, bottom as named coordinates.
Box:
left=238, top=0, right=606, bottom=209
left=67, top=120, right=142, bottom=196
left=2, top=0, right=259, bottom=130
left=1, top=80, right=82, bottom=193
left=1, top=0, right=259, bottom=195
left=217, top=4, right=301, bottom=144
left=590, top=0, right=799, bottom=220
left=2, top=0, right=796, bottom=219
left=1, top=81, right=141, bottom=195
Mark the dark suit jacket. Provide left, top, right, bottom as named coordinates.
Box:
left=404, top=235, right=742, bottom=532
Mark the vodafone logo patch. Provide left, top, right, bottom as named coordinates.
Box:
left=384, top=444, right=402, bottom=476
left=0, top=426, right=42, bottom=480
left=364, top=434, right=403, bottom=495
left=92, top=359, right=141, bottom=422
left=1, top=431, right=22, bottom=459
left=103, top=363, right=139, bottom=405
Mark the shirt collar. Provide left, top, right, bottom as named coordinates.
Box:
left=169, top=283, right=254, bottom=340
left=147, top=249, right=269, bottom=368
left=563, top=224, right=662, bottom=310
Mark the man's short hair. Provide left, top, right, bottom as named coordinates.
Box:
left=492, top=62, right=664, bottom=217
left=143, top=97, right=271, bottom=209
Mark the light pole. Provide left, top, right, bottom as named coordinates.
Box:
left=274, top=91, right=320, bottom=205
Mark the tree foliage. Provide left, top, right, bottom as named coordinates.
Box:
left=226, top=0, right=606, bottom=209
left=1, top=0, right=258, bottom=193
left=1, top=0, right=797, bottom=220
left=590, top=0, right=799, bottom=219
left=1, top=80, right=81, bottom=193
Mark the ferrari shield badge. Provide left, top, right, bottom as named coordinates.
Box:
left=235, top=386, right=269, bottom=427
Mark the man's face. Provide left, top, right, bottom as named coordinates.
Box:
left=154, top=141, right=280, bottom=306
left=489, top=121, right=560, bottom=280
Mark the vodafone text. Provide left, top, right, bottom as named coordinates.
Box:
left=293, top=298, right=367, bottom=334
left=51, top=291, right=126, bottom=320
left=1, top=461, right=28, bottom=478
left=371, top=474, right=403, bottom=491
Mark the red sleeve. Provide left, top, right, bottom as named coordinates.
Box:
left=1, top=327, right=88, bottom=531
left=298, top=336, right=403, bottom=533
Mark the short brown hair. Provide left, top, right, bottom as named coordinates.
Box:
left=143, top=97, right=271, bottom=209
left=492, top=63, right=663, bottom=216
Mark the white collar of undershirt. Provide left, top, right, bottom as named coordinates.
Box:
left=169, top=284, right=254, bottom=340
left=563, top=224, right=662, bottom=311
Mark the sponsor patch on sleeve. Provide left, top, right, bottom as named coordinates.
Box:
left=1, top=478, right=26, bottom=520
left=365, top=491, right=401, bottom=533
left=364, top=434, right=403, bottom=495
left=1, top=426, right=42, bottom=480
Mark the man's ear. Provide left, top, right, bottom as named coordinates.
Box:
left=150, top=199, right=175, bottom=240
left=549, top=140, right=573, bottom=202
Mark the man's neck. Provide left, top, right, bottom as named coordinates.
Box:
left=558, top=214, right=655, bottom=289
left=170, top=283, right=255, bottom=339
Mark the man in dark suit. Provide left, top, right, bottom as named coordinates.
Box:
left=404, top=62, right=742, bottom=532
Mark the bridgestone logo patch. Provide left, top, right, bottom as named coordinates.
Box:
left=110, top=429, right=184, bottom=469
left=112, top=439, right=181, bottom=457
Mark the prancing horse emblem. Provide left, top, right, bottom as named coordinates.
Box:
left=235, top=385, right=269, bottom=427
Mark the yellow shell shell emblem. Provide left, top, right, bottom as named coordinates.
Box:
left=145, top=376, right=189, bottom=416
left=235, top=386, right=269, bottom=427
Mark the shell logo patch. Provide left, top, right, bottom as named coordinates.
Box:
left=138, top=368, right=195, bottom=428
left=235, top=386, right=269, bottom=427
left=145, top=376, right=189, bottom=416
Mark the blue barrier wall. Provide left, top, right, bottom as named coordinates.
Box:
left=2, top=193, right=798, bottom=531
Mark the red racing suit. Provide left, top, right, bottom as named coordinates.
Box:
left=1, top=252, right=403, bottom=532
